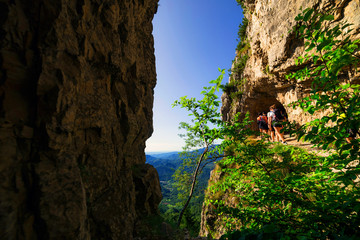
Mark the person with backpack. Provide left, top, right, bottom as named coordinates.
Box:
left=266, top=110, right=276, bottom=142
left=267, top=104, right=287, bottom=144
left=257, top=112, right=269, bottom=138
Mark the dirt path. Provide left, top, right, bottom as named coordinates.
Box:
left=278, top=134, right=331, bottom=157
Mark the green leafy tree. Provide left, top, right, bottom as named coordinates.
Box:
left=172, top=69, right=226, bottom=227
left=287, top=7, right=360, bottom=159
left=203, top=8, right=360, bottom=239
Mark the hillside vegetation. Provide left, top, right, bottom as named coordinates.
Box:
left=198, top=7, right=360, bottom=239
left=146, top=151, right=217, bottom=235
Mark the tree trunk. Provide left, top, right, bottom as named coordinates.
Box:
left=177, top=147, right=208, bottom=227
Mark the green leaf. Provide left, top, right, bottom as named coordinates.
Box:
left=209, top=80, right=217, bottom=84
left=312, top=55, right=320, bottom=64
left=323, top=14, right=334, bottom=21
left=295, top=14, right=303, bottom=21
left=303, top=8, right=314, bottom=22
left=341, top=83, right=350, bottom=89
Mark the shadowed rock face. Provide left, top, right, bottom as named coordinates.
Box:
left=0, top=0, right=161, bottom=239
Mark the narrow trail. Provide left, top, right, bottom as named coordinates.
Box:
left=261, top=134, right=331, bottom=157
left=283, top=134, right=329, bottom=156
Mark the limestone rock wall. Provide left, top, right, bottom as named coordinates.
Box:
left=0, top=0, right=161, bottom=239
left=221, top=0, right=360, bottom=130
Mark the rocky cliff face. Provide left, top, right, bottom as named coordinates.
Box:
left=221, top=0, right=360, bottom=130
left=201, top=0, right=360, bottom=237
left=0, top=0, right=161, bottom=239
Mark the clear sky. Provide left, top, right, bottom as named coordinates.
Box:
left=145, top=0, right=244, bottom=153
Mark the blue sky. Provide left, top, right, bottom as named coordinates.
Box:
left=145, top=0, right=243, bottom=153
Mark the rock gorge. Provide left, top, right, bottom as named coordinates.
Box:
left=0, top=0, right=161, bottom=239
left=201, top=0, right=360, bottom=238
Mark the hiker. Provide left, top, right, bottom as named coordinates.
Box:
left=266, top=111, right=276, bottom=142
left=257, top=112, right=269, bottom=138
left=267, top=104, right=287, bottom=144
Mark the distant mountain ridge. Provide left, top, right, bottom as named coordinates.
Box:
left=146, top=147, right=221, bottom=181
left=146, top=152, right=181, bottom=181
left=146, top=151, right=180, bottom=158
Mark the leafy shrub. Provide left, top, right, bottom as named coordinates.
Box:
left=236, top=17, right=249, bottom=52
left=220, top=82, right=237, bottom=94
left=232, top=55, right=249, bottom=77
left=236, top=0, right=246, bottom=10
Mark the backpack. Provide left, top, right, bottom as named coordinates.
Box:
left=273, top=109, right=284, bottom=121
left=259, top=116, right=266, bottom=123
left=257, top=116, right=265, bottom=125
